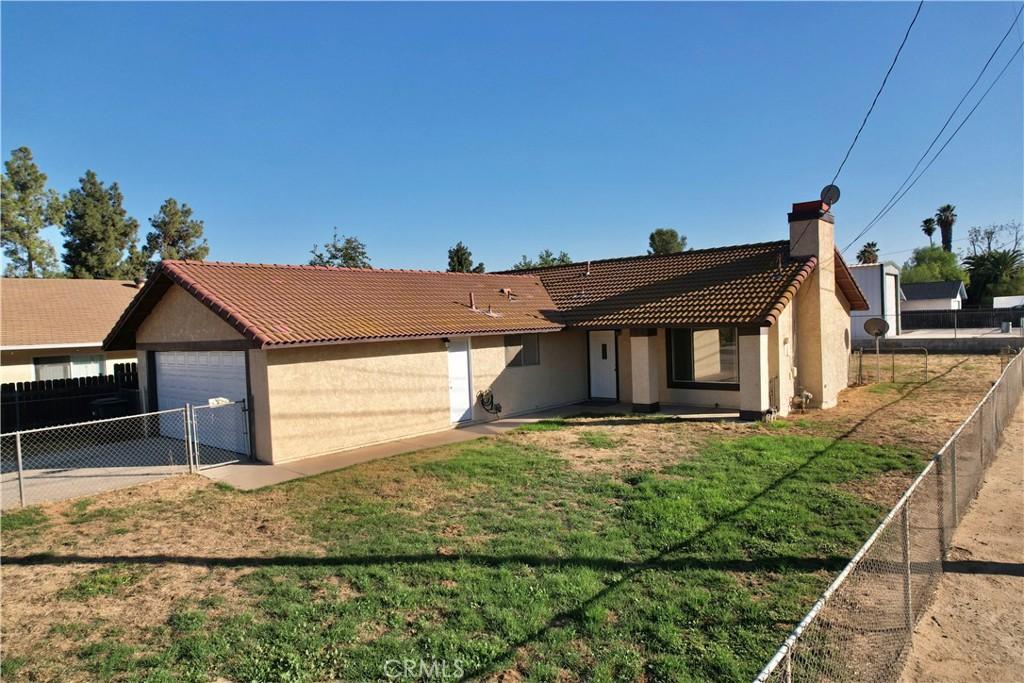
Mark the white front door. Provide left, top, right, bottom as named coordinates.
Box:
left=589, top=331, right=617, bottom=399
left=447, top=338, right=473, bottom=423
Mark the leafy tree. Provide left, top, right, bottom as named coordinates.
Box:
left=144, top=198, right=209, bottom=264
left=648, top=228, right=687, bottom=255
left=447, top=241, right=485, bottom=273
left=856, top=241, right=880, bottom=264
left=309, top=229, right=371, bottom=268
left=963, top=249, right=1023, bottom=305
left=61, top=170, right=140, bottom=279
left=1, top=147, right=63, bottom=277
left=900, top=246, right=968, bottom=285
left=962, top=222, right=1024, bottom=304
left=935, top=204, right=957, bottom=252
left=920, top=217, right=936, bottom=247
left=511, top=249, right=573, bottom=270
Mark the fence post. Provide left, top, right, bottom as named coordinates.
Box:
left=184, top=405, right=194, bottom=474
left=950, top=441, right=959, bottom=526
left=936, top=452, right=947, bottom=559
left=991, top=393, right=998, bottom=458
left=784, top=647, right=793, bottom=683
left=190, top=405, right=200, bottom=470
left=980, top=401, right=988, bottom=468
left=892, top=352, right=896, bottom=383
left=901, top=503, right=914, bottom=632
left=15, top=432, right=26, bottom=508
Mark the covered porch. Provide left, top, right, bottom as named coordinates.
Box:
left=586, top=326, right=792, bottom=420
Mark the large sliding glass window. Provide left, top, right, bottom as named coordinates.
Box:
left=667, top=328, right=739, bottom=389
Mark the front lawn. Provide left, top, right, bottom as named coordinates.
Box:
left=0, top=354, right=1000, bottom=682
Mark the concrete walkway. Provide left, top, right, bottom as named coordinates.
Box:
left=202, top=403, right=737, bottom=490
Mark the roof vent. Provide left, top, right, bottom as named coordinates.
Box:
left=585, top=261, right=591, bottom=276
left=469, top=292, right=477, bottom=310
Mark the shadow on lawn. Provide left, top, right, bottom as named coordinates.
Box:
left=1, top=551, right=848, bottom=575
left=1, top=359, right=969, bottom=681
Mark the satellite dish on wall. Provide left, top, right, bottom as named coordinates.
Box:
left=863, top=317, right=890, bottom=338
left=820, top=184, right=841, bottom=205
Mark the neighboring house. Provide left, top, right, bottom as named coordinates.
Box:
left=849, top=263, right=902, bottom=339
left=901, top=281, right=967, bottom=311
left=105, top=199, right=867, bottom=465
left=1, top=278, right=140, bottom=384
left=992, top=295, right=1024, bottom=309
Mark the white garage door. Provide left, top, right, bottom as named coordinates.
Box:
left=155, top=351, right=248, bottom=454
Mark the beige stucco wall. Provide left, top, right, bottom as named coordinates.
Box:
left=246, top=349, right=273, bottom=462
left=1, top=348, right=137, bottom=384
left=470, top=330, right=588, bottom=420
left=629, top=332, right=659, bottom=406
left=768, top=303, right=796, bottom=417
left=264, top=338, right=449, bottom=463
left=261, top=331, right=588, bottom=464
left=136, top=284, right=243, bottom=345
left=738, top=330, right=769, bottom=416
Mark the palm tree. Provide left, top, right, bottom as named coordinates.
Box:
left=921, top=217, right=937, bottom=246
left=936, top=204, right=957, bottom=253
left=856, top=241, right=880, bottom=264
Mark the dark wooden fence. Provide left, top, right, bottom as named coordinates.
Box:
left=1, top=362, right=141, bottom=433
left=901, top=308, right=1024, bottom=331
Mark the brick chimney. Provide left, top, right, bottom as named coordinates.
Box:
left=787, top=200, right=843, bottom=409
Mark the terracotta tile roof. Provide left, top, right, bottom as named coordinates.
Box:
left=1, top=278, right=140, bottom=348
left=509, top=241, right=867, bottom=328
left=106, top=261, right=563, bottom=350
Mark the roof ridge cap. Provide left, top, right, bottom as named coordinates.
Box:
left=165, top=260, right=542, bottom=278
left=502, top=240, right=793, bottom=274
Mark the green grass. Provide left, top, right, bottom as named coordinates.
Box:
left=25, top=430, right=922, bottom=682
left=62, top=564, right=145, bottom=600
left=65, top=499, right=132, bottom=526
left=0, top=507, right=47, bottom=532
left=516, top=418, right=568, bottom=432
left=577, top=430, right=619, bottom=449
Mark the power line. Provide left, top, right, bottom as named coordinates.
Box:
left=830, top=0, right=925, bottom=186
left=841, top=39, right=1024, bottom=253
left=845, top=4, right=1024, bottom=250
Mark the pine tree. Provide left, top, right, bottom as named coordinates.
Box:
left=1, top=147, right=63, bottom=277
left=648, top=228, right=687, bottom=255
left=447, top=241, right=485, bottom=273
left=145, top=198, right=209, bottom=264
left=61, top=170, right=140, bottom=279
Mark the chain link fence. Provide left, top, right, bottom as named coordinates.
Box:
left=848, top=348, right=931, bottom=386
left=756, top=348, right=1024, bottom=683
left=1, top=400, right=250, bottom=509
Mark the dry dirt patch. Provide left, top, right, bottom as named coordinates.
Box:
left=1, top=475, right=322, bottom=671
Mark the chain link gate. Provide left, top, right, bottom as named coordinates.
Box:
left=188, top=399, right=251, bottom=470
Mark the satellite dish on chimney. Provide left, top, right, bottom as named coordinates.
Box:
left=863, top=317, right=890, bottom=338
left=820, top=184, right=841, bottom=205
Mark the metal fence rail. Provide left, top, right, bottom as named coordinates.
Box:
left=1, top=400, right=251, bottom=509
left=756, top=348, right=1024, bottom=683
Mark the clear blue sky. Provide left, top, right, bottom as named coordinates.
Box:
left=3, top=1, right=1022, bottom=271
